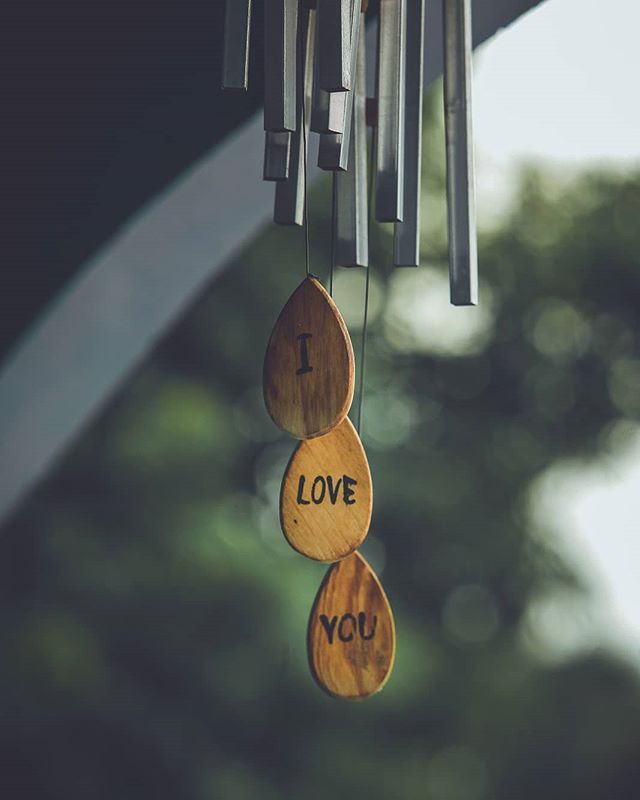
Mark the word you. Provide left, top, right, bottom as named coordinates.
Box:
left=319, top=612, right=377, bottom=644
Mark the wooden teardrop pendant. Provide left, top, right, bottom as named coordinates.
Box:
left=263, top=276, right=355, bottom=439
left=308, top=552, right=396, bottom=700
left=280, top=416, right=372, bottom=562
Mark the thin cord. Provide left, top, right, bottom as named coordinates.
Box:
left=329, top=175, right=336, bottom=296
left=357, top=125, right=377, bottom=436
left=357, top=263, right=371, bottom=435
left=301, top=86, right=311, bottom=278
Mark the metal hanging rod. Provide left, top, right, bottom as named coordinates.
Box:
left=394, top=0, right=426, bottom=267
left=317, top=0, right=353, bottom=92
left=334, top=20, right=368, bottom=267
left=222, top=0, right=480, bottom=301
left=274, top=4, right=316, bottom=224
left=375, top=0, right=407, bottom=223
left=264, top=0, right=299, bottom=132
left=264, top=131, right=292, bottom=181
left=317, top=0, right=363, bottom=171
left=443, top=0, right=478, bottom=305
left=222, top=0, right=252, bottom=90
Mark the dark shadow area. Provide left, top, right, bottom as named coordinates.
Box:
left=1, top=0, right=264, bottom=358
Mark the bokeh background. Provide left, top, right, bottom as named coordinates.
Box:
left=3, top=1, right=640, bottom=798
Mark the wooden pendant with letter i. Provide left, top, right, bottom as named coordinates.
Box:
left=308, top=552, right=396, bottom=700
left=263, top=276, right=355, bottom=439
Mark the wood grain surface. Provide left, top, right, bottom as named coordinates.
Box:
left=280, top=416, right=372, bottom=561
left=263, top=276, right=355, bottom=439
left=308, top=552, right=395, bottom=700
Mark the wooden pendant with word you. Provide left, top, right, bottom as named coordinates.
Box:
left=308, top=552, right=395, bottom=700
left=263, top=276, right=355, bottom=439
left=280, top=416, right=372, bottom=561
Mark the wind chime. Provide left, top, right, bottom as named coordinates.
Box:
left=222, top=0, right=477, bottom=700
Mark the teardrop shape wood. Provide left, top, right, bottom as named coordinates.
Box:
left=280, top=417, right=372, bottom=562
left=308, top=552, right=396, bottom=700
left=263, top=276, right=355, bottom=439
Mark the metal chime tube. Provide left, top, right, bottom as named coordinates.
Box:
left=310, top=86, right=346, bottom=134
left=334, top=22, right=368, bottom=267
left=317, top=0, right=352, bottom=91
left=264, top=131, right=292, bottom=181
left=443, top=0, right=478, bottom=305
left=375, top=0, right=407, bottom=222
left=264, top=0, right=299, bottom=131
left=222, top=0, right=252, bottom=90
left=317, top=0, right=362, bottom=171
left=311, top=19, right=346, bottom=136
left=394, top=0, right=426, bottom=265
left=274, top=6, right=316, bottom=224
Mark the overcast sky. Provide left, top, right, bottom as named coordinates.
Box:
left=473, top=0, right=640, bottom=664
left=475, top=0, right=640, bottom=166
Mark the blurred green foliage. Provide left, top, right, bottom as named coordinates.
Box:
left=2, top=90, right=640, bottom=799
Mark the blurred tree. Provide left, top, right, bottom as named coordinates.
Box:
left=1, top=90, right=640, bottom=800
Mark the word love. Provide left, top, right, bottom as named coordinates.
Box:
left=308, top=553, right=396, bottom=700
left=280, top=418, right=372, bottom=561
left=296, top=474, right=357, bottom=506
left=319, top=612, right=377, bottom=644
left=263, top=276, right=354, bottom=439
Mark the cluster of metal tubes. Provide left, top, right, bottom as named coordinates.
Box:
left=223, top=0, right=477, bottom=305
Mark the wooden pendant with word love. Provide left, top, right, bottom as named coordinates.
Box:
left=280, top=416, right=372, bottom=561
left=263, top=276, right=355, bottom=439
left=308, top=552, right=395, bottom=700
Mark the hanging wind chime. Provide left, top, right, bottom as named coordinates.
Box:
left=222, top=0, right=478, bottom=700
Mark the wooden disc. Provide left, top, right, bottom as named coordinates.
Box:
left=280, top=417, right=372, bottom=562
left=308, top=552, right=396, bottom=700
left=263, top=276, right=355, bottom=439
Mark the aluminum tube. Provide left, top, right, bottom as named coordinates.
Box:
left=334, top=22, right=368, bottom=267
left=274, top=8, right=315, bottom=224
left=263, top=132, right=292, bottom=181
left=264, top=0, right=298, bottom=131
left=317, top=0, right=352, bottom=91
left=311, top=13, right=346, bottom=135
left=443, top=0, right=478, bottom=305
left=222, top=0, right=252, bottom=90
left=394, top=0, right=426, bottom=265
left=317, top=1, right=362, bottom=171
left=375, top=0, right=406, bottom=222
left=311, top=33, right=346, bottom=137
left=310, top=89, right=346, bottom=134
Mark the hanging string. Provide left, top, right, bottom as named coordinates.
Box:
left=356, top=125, right=377, bottom=436
left=329, top=177, right=336, bottom=296
left=301, top=86, right=311, bottom=278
